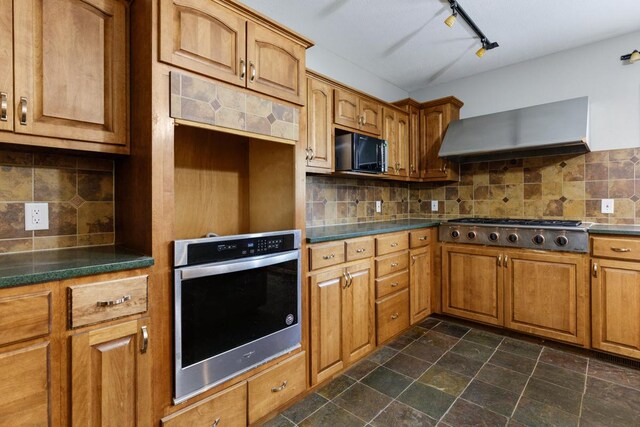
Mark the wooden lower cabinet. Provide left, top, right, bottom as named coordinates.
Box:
left=592, top=258, right=640, bottom=358
left=410, top=245, right=431, bottom=324
left=376, top=289, right=409, bottom=344
left=504, top=251, right=588, bottom=345
left=442, top=245, right=503, bottom=326
left=70, top=317, right=151, bottom=426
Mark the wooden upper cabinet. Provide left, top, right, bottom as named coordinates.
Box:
left=407, top=105, right=420, bottom=178
left=306, top=76, right=333, bottom=171
left=0, top=0, right=12, bottom=132
left=13, top=0, right=127, bottom=146
left=382, top=108, right=397, bottom=175
left=396, top=111, right=409, bottom=177
left=359, top=98, right=382, bottom=136
left=160, top=0, right=247, bottom=87
left=334, top=88, right=381, bottom=136
left=420, top=97, right=462, bottom=181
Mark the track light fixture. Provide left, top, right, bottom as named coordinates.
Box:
left=445, top=0, right=499, bottom=58
left=620, top=50, right=640, bottom=64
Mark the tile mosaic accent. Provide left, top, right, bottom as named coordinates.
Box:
left=170, top=72, right=300, bottom=141
left=308, top=148, right=640, bottom=227
left=0, top=148, right=115, bottom=254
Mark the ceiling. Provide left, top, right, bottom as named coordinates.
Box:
left=240, top=0, right=640, bottom=93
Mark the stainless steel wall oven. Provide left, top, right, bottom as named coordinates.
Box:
left=173, top=230, right=301, bottom=403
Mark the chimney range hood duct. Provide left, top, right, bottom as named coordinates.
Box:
left=439, top=97, right=590, bottom=163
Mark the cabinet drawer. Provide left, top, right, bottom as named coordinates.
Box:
left=162, top=381, right=246, bottom=427
left=592, top=236, right=640, bottom=261
left=375, top=271, right=409, bottom=300
left=376, top=232, right=409, bottom=256
left=248, top=352, right=306, bottom=424
left=0, top=291, right=51, bottom=346
left=68, top=276, right=148, bottom=328
left=376, top=252, right=409, bottom=277
left=410, top=229, right=432, bottom=248
left=309, top=242, right=345, bottom=270
left=376, top=289, right=409, bottom=344
left=345, top=237, right=374, bottom=261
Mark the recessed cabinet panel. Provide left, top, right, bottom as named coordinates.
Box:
left=306, top=76, right=332, bottom=170
left=0, top=0, right=12, bottom=132
left=334, top=89, right=359, bottom=129
left=345, top=263, right=375, bottom=362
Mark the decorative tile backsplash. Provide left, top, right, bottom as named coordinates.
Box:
left=0, top=149, right=114, bottom=254
left=307, top=148, right=640, bottom=227
left=170, top=72, right=300, bottom=141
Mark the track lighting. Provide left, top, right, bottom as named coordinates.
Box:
left=620, top=50, right=640, bottom=64
left=445, top=0, right=498, bottom=58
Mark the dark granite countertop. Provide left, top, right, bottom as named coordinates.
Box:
left=588, top=224, right=640, bottom=236
left=0, top=245, right=154, bottom=288
left=306, top=219, right=440, bottom=243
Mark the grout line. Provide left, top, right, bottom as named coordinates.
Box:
left=509, top=346, right=542, bottom=419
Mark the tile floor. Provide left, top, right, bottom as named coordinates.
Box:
left=262, top=317, right=640, bottom=427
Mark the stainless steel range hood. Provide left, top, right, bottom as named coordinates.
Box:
left=439, top=97, right=590, bottom=163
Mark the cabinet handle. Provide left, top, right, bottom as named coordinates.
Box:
left=593, top=262, right=598, bottom=278
left=0, top=92, right=6, bottom=121
left=19, top=97, right=27, bottom=125
left=356, top=248, right=366, bottom=253
left=391, top=313, right=399, bottom=320
left=443, top=162, right=448, bottom=173
left=343, top=271, right=353, bottom=288
left=322, top=254, right=335, bottom=260
left=305, top=148, right=310, bottom=161
left=504, top=255, right=508, bottom=267
left=410, top=164, right=415, bottom=172
left=390, top=282, right=399, bottom=287
left=362, top=114, right=367, bottom=125
left=419, top=236, right=428, bottom=241
left=239, top=59, right=246, bottom=80
left=390, top=242, right=399, bottom=247
left=497, top=255, right=502, bottom=267
left=611, top=247, right=631, bottom=253
left=96, top=294, right=131, bottom=307
left=249, top=62, right=256, bottom=82
left=309, top=148, right=315, bottom=160
left=140, top=326, right=149, bottom=354
left=211, top=418, right=221, bottom=427
left=390, top=262, right=399, bottom=268
left=271, top=380, right=288, bottom=393
left=347, top=271, right=353, bottom=287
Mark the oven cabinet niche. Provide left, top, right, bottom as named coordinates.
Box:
left=159, top=0, right=308, bottom=105
left=0, top=0, right=129, bottom=152
left=309, top=259, right=375, bottom=385
left=173, top=126, right=296, bottom=238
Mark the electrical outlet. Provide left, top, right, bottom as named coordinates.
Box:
left=375, top=200, right=382, bottom=213
left=25, top=203, right=49, bottom=231
left=431, top=200, right=439, bottom=212
left=601, top=199, right=614, bottom=214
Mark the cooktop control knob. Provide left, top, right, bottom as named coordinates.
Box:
left=467, top=231, right=477, bottom=240
left=556, top=235, right=569, bottom=246
left=507, top=233, right=519, bottom=243
left=451, top=230, right=460, bottom=239
left=489, top=232, right=499, bottom=241
left=533, top=234, right=545, bottom=245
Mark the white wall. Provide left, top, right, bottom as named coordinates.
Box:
left=307, top=44, right=408, bottom=102
left=410, top=31, right=640, bottom=151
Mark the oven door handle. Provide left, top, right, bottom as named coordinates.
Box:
left=179, top=250, right=300, bottom=280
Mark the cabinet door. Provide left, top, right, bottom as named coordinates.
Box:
left=306, top=77, right=332, bottom=170
left=334, top=89, right=359, bottom=130
left=382, top=108, right=397, bottom=175
left=71, top=318, right=151, bottom=426
left=592, top=259, right=640, bottom=358
left=159, top=0, right=247, bottom=87
left=0, top=341, right=51, bottom=425
left=344, top=260, right=375, bottom=363
left=504, top=251, right=587, bottom=345
left=410, top=246, right=431, bottom=324
left=247, top=21, right=306, bottom=105
left=396, top=111, right=409, bottom=177
left=359, top=99, right=381, bottom=136
left=14, top=0, right=127, bottom=145
left=309, top=268, right=345, bottom=385
left=408, top=105, right=420, bottom=178
left=442, top=245, right=503, bottom=325
left=0, top=0, right=12, bottom=132
left=421, top=105, right=447, bottom=178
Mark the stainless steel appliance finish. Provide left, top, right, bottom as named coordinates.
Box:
left=173, top=230, right=302, bottom=403
left=439, top=97, right=590, bottom=163
left=335, top=132, right=389, bottom=174
left=439, top=218, right=590, bottom=253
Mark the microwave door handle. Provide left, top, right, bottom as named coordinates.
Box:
left=179, top=250, right=300, bottom=280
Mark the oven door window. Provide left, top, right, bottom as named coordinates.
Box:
left=180, top=258, right=298, bottom=368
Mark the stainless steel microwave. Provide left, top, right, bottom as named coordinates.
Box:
left=335, top=132, right=388, bottom=174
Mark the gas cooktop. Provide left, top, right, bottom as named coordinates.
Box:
left=446, top=218, right=583, bottom=228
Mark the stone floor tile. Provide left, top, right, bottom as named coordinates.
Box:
left=436, top=351, right=484, bottom=377
left=460, top=380, right=520, bottom=417
left=384, top=353, right=432, bottom=379
left=432, top=321, right=471, bottom=338
left=418, top=365, right=472, bottom=397
left=417, top=317, right=441, bottom=330
left=333, top=383, right=392, bottom=422
left=345, top=360, right=379, bottom=380
left=476, top=364, right=529, bottom=395
left=488, top=350, right=537, bottom=375
left=587, top=359, right=640, bottom=390
left=261, top=414, right=295, bottom=427
left=522, top=378, right=582, bottom=415
left=498, top=338, right=543, bottom=360
left=538, top=347, right=588, bottom=374
left=397, top=382, right=456, bottom=420
left=366, top=346, right=398, bottom=364
left=402, top=340, right=449, bottom=363
left=580, top=394, right=640, bottom=427
left=442, top=399, right=508, bottom=427
left=419, top=330, right=461, bottom=348
left=298, top=402, right=365, bottom=427
left=585, top=376, right=640, bottom=412
left=511, top=397, right=578, bottom=427
left=361, top=366, right=413, bottom=398
left=463, top=329, right=505, bottom=349
left=387, top=335, right=415, bottom=351
left=532, top=362, right=585, bottom=392
left=402, top=327, right=426, bottom=340
left=450, top=339, right=495, bottom=363
left=370, top=401, right=437, bottom=427
left=281, top=393, right=328, bottom=424
left=316, top=375, right=355, bottom=400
